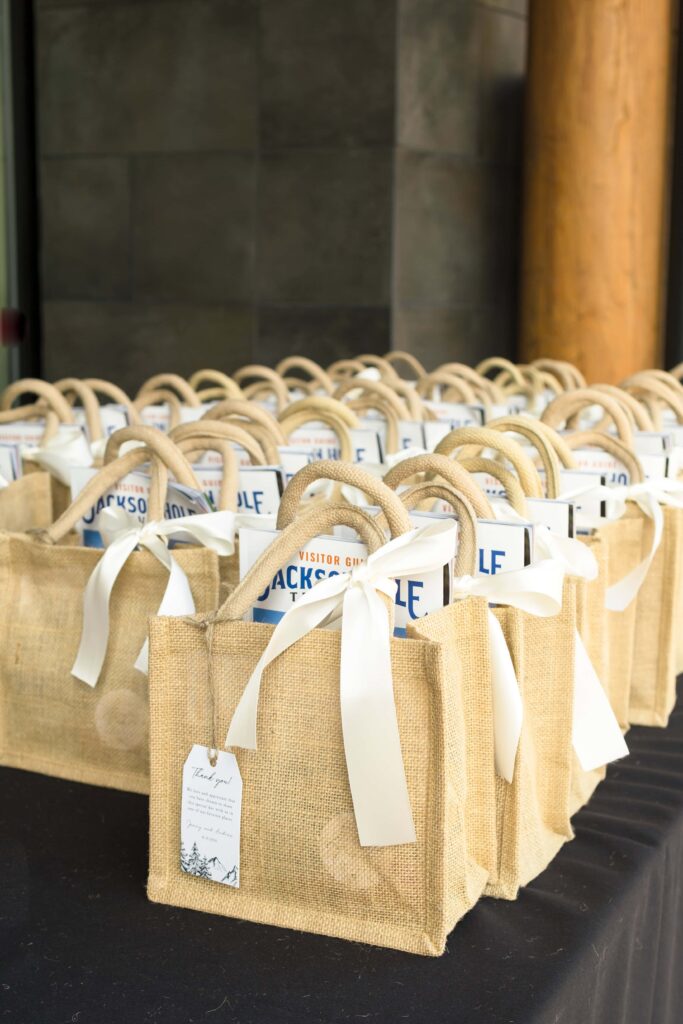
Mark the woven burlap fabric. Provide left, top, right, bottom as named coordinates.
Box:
left=409, top=599, right=497, bottom=882
left=597, top=511, right=645, bottom=729
left=485, top=580, right=577, bottom=900
left=628, top=505, right=682, bottom=726
left=147, top=614, right=488, bottom=956
left=570, top=541, right=609, bottom=815
left=0, top=533, right=219, bottom=793
left=0, top=473, right=53, bottom=532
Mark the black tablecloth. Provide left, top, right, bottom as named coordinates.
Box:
left=2, top=682, right=683, bottom=1024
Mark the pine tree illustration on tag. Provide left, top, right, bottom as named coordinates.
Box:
left=180, top=745, right=243, bottom=888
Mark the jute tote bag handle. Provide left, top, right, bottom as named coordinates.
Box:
left=175, top=437, right=239, bottom=512
left=415, top=371, right=477, bottom=405
left=534, top=369, right=564, bottom=397
left=44, top=444, right=186, bottom=542
left=327, top=358, right=366, bottom=379
left=577, top=384, right=654, bottom=432
left=194, top=387, right=239, bottom=404
left=346, top=397, right=401, bottom=454
left=542, top=388, right=634, bottom=447
left=465, top=415, right=564, bottom=498
left=1, top=378, right=75, bottom=423
left=356, top=354, right=401, bottom=380
left=436, top=363, right=505, bottom=404
left=103, top=425, right=204, bottom=487
left=0, top=403, right=61, bottom=442
left=396, top=482, right=478, bottom=577
left=278, top=398, right=360, bottom=464
left=383, top=452, right=494, bottom=518
left=201, top=399, right=287, bottom=444
left=434, top=426, right=544, bottom=498
left=276, top=460, right=413, bottom=537
left=391, top=379, right=427, bottom=421
left=213, top=503, right=391, bottom=623
left=187, top=369, right=244, bottom=400
left=620, top=375, right=683, bottom=427
left=563, top=430, right=645, bottom=484
left=169, top=421, right=268, bottom=467
left=532, top=358, right=586, bottom=390
left=133, top=389, right=183, bottom=429
left=233, top=365, right=290, bottom=412
left=196, top=415, right=282, bottom=464
left=475, top=356, right=525, bottom=386
left=333, top=377, right=411, bottom=421
left=383, top=350, right=427, bottom=379
left=275, top=356, right=335, bottom=394
left=53, top=378, right=104, bottom=443
left=282, top=377, right=317, bottom=396
left=137, top=374, right=200, bottom=407
left=626, top=368, right=683, bottom=394
left=455, top=457, right=528, bottom=516
left=516, top=417, right=579, bottom=470
left=82, top=379, right=141, bottom=425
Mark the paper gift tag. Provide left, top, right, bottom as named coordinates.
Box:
left=181, top=745, right=242, bottom=888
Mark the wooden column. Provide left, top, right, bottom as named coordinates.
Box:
left=520, top=0, right=676, bottom=383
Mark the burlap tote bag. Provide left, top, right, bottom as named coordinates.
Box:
left=0, top=437, right=222, bottom=793
left=436, top=419, right=610, bottom=817
left=425, top=427, right=586, bottom=894
left=542, top=393, right=649, bottom=731
left=147, top=499, right=489, bottom=955
left=559, top=428, right=679, bottom=728
left=277, top=459, right=500, bottom=887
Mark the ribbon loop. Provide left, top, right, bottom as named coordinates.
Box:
left=72, top=507, right=236, bottom=686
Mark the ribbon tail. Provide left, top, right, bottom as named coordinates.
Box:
left=71, top=533, right=140, bottom=686
left=134, top=551, right=196, bottom=675
left=487, top=610, right=523, bottom=784
left=572, top=630, right=628, bottom=771
left=340, top=583, right=416, bottom=846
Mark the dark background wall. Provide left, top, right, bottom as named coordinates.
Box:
left=35, top=0, right=527, bottom=393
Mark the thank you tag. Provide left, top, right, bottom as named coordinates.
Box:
left=181, top=745, right=242, bottom=888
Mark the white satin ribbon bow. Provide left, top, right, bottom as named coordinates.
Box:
left=72, top=505, right=236, bottom=687
left=23, top=426, right=94, bottom=485
left=491, top=500, right=628, bottom=771
left=226, top=519, right=458, bottom=848
left=450, top=559, right=566, bottom=782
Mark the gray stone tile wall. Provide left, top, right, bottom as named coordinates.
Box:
left=35, top=0, right=527, bottom=391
